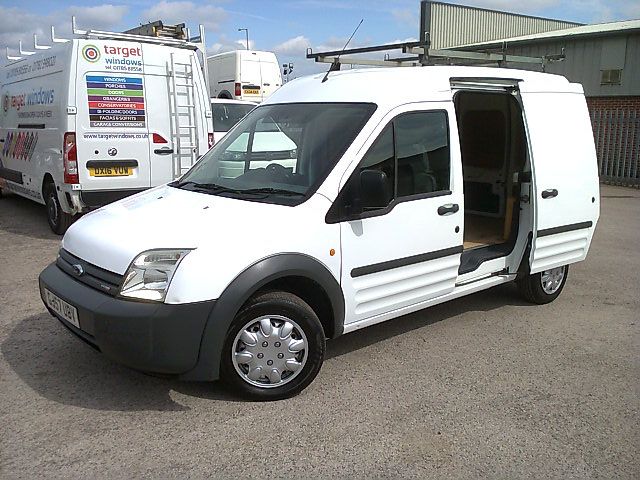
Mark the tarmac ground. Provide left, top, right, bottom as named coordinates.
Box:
left=0, top=184, right=638, bottom=478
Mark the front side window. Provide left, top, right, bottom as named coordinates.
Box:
left=350, top=110, right=451, bottom=209
left=395, top=111, right=450, bottom=197
left=175, top=103, right=376, bottom=205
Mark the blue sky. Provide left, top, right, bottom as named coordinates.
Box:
left=1, top=1, right=638, bottom=75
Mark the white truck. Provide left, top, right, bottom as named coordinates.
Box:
left=0, top=23, right=213, bottom=233
left=207, top=50, right=282, bottom=102
left=39, top=66, right=600, bottom=400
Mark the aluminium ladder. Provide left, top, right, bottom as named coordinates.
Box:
left=167, top=52, right=202, bottom=178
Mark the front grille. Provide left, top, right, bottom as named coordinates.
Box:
left=57, top=249, right=123, bottom=297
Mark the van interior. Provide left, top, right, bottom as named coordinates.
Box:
left=454, top=90, right=528, bottom=274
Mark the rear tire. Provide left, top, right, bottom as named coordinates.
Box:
left=221, top=291, right=325, bottom=401
left=44, top=181, right=74, bottom=235
left=517, top=265, right=569, bottom=304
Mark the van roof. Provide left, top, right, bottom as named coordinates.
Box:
left=207, top=50, right=277, bottom=59
left=265, top=66, right=581, bottom=107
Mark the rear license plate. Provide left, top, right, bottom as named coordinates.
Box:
left=89, top=166, right=132, bottom=177
left=243, top=88, right=260, bottom=95
left=45, top=289, right=80, bottom=329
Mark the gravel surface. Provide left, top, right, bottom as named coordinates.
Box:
left=1, top=185, right=638, bottom=479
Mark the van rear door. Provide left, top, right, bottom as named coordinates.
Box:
left=520, top=87, right=600, bottom=273
left=141, top=44, right=211, bottom=182
left=75, top=40, right=151, bottom=197
left=239, top=54, right=262, bottom=101
left=258, top=56, right=282, bottom=100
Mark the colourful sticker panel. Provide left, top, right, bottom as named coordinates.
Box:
left=1, top=131, right=38, bottom=161
left=86, top=75, right=146, bottom=128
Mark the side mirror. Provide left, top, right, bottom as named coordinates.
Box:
left=360, top=169, right=391, bottom=209
left=325, top=169, right=391, bottom=223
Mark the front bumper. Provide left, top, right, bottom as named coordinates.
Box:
left=39, top=263, right=215, bottom=375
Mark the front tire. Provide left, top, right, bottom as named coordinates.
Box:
left=517, top=265, right=569, bottom=304
left=221, top=292, right=325, bottom=401
left=44, top=181, right=74, bottom=235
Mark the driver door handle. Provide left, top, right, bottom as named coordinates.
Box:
left=541, top=188, right=558, bottom=199
left=438, top=203, right=459, bottom=216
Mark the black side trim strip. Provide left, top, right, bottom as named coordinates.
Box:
left=17, top=123, right=45, bottom=129
left=86, top=159, right=139, bottom=168
left=0, top=167, right=23, bottom=184
left=538, top=221, right=593, bottom=237
left=351, top=245, right=463, bottom=278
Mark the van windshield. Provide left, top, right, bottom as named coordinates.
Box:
left=211, top=103, right=255, bottom=132
left=174, top=102, right=376, bottom=205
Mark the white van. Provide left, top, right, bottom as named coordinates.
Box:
left=207, top=50, right=282, bottom=102
left=0, top=35, right=212, bottom=233
left=39, top=66, right=600, bottom=400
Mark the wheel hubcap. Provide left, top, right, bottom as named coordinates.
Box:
left=232, top=315, right=308, bottom=388
left=541, top=267, right=565, bottom=294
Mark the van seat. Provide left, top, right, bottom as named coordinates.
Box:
left=397, top=153, right=437, bottom=196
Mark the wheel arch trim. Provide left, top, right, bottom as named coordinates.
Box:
left=180, top=253, right=345, bottom=381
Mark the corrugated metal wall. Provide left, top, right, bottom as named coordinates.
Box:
left=483, top=35, right=640, bottom=187
left=426, top=2, right=580, bottom=49
left=494, top=34, right=640, bottom=97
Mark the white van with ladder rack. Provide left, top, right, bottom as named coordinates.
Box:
left=0, top=19, right=213, bottom=233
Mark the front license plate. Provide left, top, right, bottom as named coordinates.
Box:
left=45, top=289, right=80, bottom=329
left=89, top=166, right=132, bottom=177
left=243, top=88, right=260, bottom=95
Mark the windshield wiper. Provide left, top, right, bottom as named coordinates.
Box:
left=240, top=187, right=305, bottom=196
left=172, top=182, right=304, bottom=198
left=172, top=181, right=244, bottom=195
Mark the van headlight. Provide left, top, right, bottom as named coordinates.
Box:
left=119, top=249, right=191, bottom=302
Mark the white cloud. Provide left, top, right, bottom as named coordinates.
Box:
left=273, top=35, right=311, bottom=55
left=0, top=4, right=128, bottom=61
left=392, top=8, right=418, bottom=29
left=141, top=1, right=227, bottom=32
left=207, top=34, right=255, bottom=56
left=69, top=5, right=129, bottom=30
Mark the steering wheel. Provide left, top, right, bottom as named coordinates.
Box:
left=266, top=162, right=290, bottom=179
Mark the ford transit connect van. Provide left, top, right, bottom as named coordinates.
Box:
left=39, top=66, right=600, bottom=400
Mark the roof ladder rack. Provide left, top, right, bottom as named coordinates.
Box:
left=306, top=40, right=549, bottom=70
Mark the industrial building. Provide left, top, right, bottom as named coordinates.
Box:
left=310, top=2, right=638, bottom=187
left=452, top=21, right=640, bottom=187
left=422, top=1, right=639, bottom=187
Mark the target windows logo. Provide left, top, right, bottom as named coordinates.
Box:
left=82, top=45, right=100, bottom=63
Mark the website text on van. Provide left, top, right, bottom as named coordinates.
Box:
left=0, top=34, right=213, bottom=233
